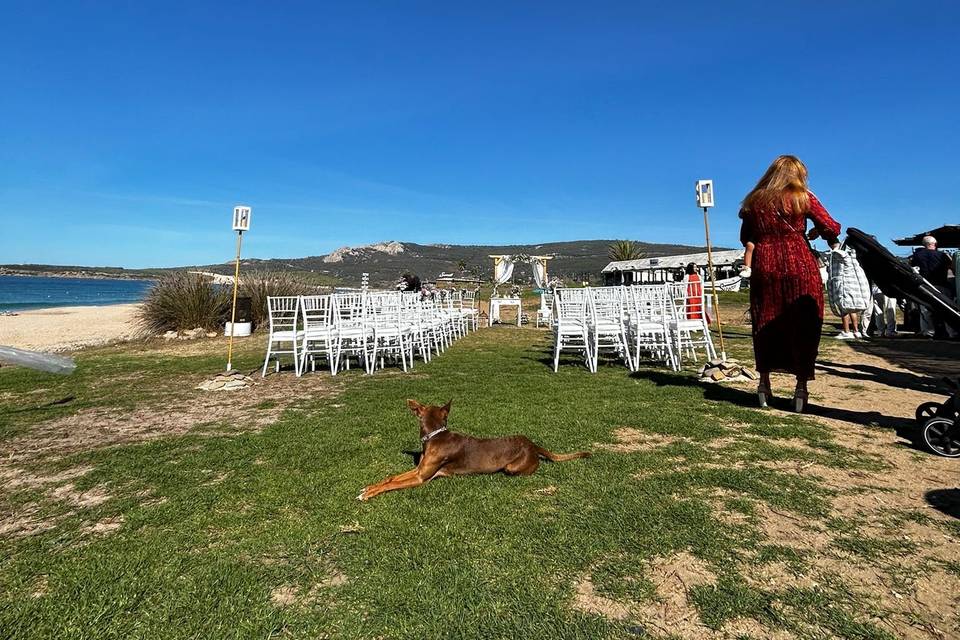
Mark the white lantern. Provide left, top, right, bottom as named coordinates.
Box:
left=232, top=205, right=252, bottom=231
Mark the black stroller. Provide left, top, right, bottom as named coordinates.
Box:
left=845, top=228, right=960, bottom=458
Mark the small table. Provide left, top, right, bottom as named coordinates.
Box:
left=489, top=297, right=522, bottom=326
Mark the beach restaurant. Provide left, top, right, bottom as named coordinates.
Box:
left=601, top=249, right=745, bottom=289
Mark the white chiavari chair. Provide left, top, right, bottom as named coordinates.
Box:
left=332, top=292, right=374, bottom=374
left=668, top=282, right=717, bottom=366
left=261, top=296, right=303, bottom=376
left=552, top=290, right=592, bottom=372
left=298, top=295, right=336, bottom=376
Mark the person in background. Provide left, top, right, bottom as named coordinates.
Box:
left=827, top=241, right=871, bottom=340
left=684, top=263, right=708, bottom=321
left=399, top=273, right=422, bottom=293
left=909, top=235, right=956, bottom=338
left=860, top=283, right=898, bottom=338
left=738, top=155, right=842, bottom=412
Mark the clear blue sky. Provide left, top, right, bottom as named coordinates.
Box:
left=1, top=1, right=957, bottom=268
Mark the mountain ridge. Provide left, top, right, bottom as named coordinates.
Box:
left=1, top=239, right=727, bottom=286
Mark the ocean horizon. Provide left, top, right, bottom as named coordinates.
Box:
left=0, top=275, right=154, bottom=312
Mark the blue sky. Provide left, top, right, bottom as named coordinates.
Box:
left=1, top=1, right=957, bottom=268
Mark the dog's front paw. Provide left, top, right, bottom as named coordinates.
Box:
left=357, top=487, right=372, bottom=501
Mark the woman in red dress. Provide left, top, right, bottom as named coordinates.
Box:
left=739, top=156, right=841, bottom=412
left=684, top=263, right=707, bottom=321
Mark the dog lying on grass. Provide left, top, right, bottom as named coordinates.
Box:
left=358, top=399, right=591, bottom=500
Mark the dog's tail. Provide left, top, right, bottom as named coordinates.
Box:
left=536, top=446, right=591, bottom=462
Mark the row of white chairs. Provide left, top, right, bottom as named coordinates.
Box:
left=261, top=290, right=479, bottom=376
left=551, top=283, right=716, bottom=373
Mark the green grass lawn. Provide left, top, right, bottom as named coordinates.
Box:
left=0, top=327, right=951, bottom=639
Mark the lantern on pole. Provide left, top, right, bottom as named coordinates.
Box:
left=226, top=205, right=251, bottom=372
left=695, top=180, right=727, bottom=360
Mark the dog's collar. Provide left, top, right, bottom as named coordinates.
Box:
left=421, top=427, right=447, bottom=443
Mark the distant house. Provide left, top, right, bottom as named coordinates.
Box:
left=601, top=249, right=746, bottom=289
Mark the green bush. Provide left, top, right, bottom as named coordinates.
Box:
left=239, top=271, right=315, bottom=328
left=136, top=273, right=230, bottom=334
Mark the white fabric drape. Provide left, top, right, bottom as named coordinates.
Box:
left=494, top=257, right=515, bottom=286
left=532, top=258, right=548, bottom=289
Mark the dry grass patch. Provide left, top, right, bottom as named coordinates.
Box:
left=0, top=373, right=341, bottom=464
left=595, top=427, right=681, bottom=453
left=270, top=572, right=349, bottom=609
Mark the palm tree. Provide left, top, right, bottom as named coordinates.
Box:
left=456, top=259, right=468, bottom=273
left=608, top=240, right=643, bottom=262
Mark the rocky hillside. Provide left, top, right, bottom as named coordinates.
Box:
left=182, top=239, right=720, bottom=287
left=3, top=239, right=725, bottom=287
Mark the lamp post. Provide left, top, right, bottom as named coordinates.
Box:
left=695, top=180, right=726, bottom=360
left=226, top=205, right=251, bottom=372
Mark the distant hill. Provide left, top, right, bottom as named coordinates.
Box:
left=1, top=239, right=726, bottom=287
left=177, top=239, right=723, bottom=286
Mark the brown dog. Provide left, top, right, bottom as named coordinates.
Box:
left=358, top=399, right=590, bottom=500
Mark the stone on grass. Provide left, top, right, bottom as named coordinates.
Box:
left=197, top=371, right=255, bottom=392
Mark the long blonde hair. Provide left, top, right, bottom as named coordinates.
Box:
left=742, top=155, right=810, bottom=214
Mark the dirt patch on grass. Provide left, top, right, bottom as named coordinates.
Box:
left=81, top=515, right=124, bottom=536
left=270, top=571, right=349, bottom=609
left=572, top=576, right=632, bottom=621
left=736, top=341, right=960, bottom=637
left=704, top=478, right=960, bottom=639
left=532, top=485, right=558, bottom=497
left=0, top=502, right=60, bottom=538
left=574, top=552, right=798, bottom=639
left=0, top=373, right=341, bottom=464
left=574, top=553, right=735, bottom=637
left=0, top=465, right=93, bottom=491
left=634, top=552, right=717, bottom=637
left=270, top=585, right=299, bottom=607
left=47, top=483, right=111, bottom=508
left=596, top=428, right=679, bottom=453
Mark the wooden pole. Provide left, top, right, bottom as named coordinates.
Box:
left=702, top=207, right=726, bottom=360
left=226, top=230, right=243, bottom=372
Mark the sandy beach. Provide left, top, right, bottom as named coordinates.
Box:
left=0, top=304, right=141, bottom=352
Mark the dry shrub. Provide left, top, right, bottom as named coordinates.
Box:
left=136, top=273, right=230, bottom=334
left=240, top=271, right=315, bottom=328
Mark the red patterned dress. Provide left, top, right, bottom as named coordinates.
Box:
left=685, top=273, right=703, bottom=320
left=739, top=193, right=841, bottom=379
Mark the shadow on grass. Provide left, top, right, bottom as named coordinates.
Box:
left=5, top=395, right=76, bottom=414
left=629, top=369, right=926, bottom=441
left=817, top=360, right=943, bottom=395
left=402, top=449, right=423, bottom=466
left=925, top=488, right=960, bottom=519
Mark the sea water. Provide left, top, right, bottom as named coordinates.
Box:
left=0, top=275, right=154, bottom=312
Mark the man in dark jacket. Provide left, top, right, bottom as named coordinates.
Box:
left=910, top=235, right=956, bottom=337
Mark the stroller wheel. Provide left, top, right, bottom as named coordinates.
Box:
left=922, top=417, right=960, bottom=458
left=915, top=401, right=942, bottom=425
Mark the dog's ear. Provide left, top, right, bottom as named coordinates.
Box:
left=441, top=399, right=452, bottom=418
left=406, top=399, right=424, bottom=416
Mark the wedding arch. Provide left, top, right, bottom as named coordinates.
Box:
left=489, top=254, right=553, bottom=291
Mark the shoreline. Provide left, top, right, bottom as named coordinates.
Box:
left=0, top=271, right=156, bottom=282
left=0, top=303, right=142, bottom=353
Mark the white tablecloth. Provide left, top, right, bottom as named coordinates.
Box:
left=489, top=297, right=522, bottom=326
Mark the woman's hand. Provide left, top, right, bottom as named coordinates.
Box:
left=807, top=227, right=820, bottom=240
